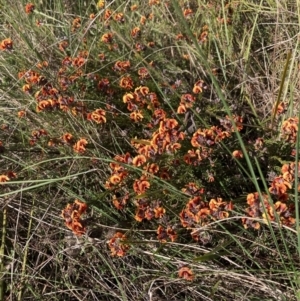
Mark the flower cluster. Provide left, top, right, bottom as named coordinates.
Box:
left=281, top=161, right=300, bottom=185
left=180, top=183, right=233, bottom=230
left=150, top=118, right=185, bottom=154
left=242, top=192, right=295, bottom=229
left=134, top=198, right=166, bottom=222
left=281, top=117, right=298, bottom=144
left=122, top=86, right=154, bottom=122
left=72, top=17, right=81, bottom=32
left=18, top=52, right=110, bottom=133
left=107, top=232, right=130, bottom=257
left=61, top=200, right=88, bottom=236
left=219, top=115, right=243, bottom=132
left=112, top=193, right=129, bottom=210
left=191, top=126, right=230, bottom=148
left=243, top=159, right=299, bottom=229
left=131, top=116, right=185, bottom=156
left=87, top=108, right=107, bottom=124
left=183, top=148, right=212, bottom=166
left=156, top=225, right=177, bottom=243
left=105, top=153, right=131, bottom=190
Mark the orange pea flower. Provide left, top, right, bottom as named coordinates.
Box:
left=183, top=8, right=193, bottom=18
left=112, top=193, right=129, bottom=210
left=87, top=108, right=106, bottom=124
left=178, top=266, right=194, bottom=281
left=104, top=9, right=112, bottom=20
left=177, top=103, right=187, bottom=114
left=143, top=163, right=159, bottom=174
left=119, top=76, right=134, bottom=90
left=198, top=30, right=208, bottom=43
left=0, top=38, right=13, bottom=51
left=132, top=154, right=147, bottom=167
left=135, top=43, right=145, bottom=51
left=17, top=110, right=26, bottom=118
left=36, top=100, right=53, bottom=112
left=137, top=67, right=149, bottom=79
left=131, top=27, right=141, bottom=39
left=73, top=138, right=88, bottom=153
left=109, top=173, right=122, bottom=185
left=232, top=150, right=243, bottom=158
left=130, top=110, right=144, bottom=122
left=114, top=12, right=125, bottom=23
left=123, top=92, right=135, bottom=103
left=192, top=80, right=206, bottom=94
left=58, top=41, right=68, bottom=52
left=61, top=133, right=74, bottom=144
left=36, top=61, right=48, bottom=69
left=154, top=206, right=166, bottom=218
left=157, top=225, right=168, bottom=242
left=133, top=176, right=150, bottom=194
left=101, top=33, right=113, bottom=43
left=164, top=227, right=177, bottom=242
left=140, top=15, right=147, bottom=25
left=0, top=175, right=10, bottom=182
left=22, top=84, right=32, bottom=94
left=72, top=17, right=81, bottom=32
left=25, top=3, right=35, bottom=14
left=113, top=60, right=131, bottom=72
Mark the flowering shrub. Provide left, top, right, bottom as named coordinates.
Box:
left=1, top=1, right=299, bottom=299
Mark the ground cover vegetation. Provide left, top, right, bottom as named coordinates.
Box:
left=0, top=0, right=300, bottom=300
